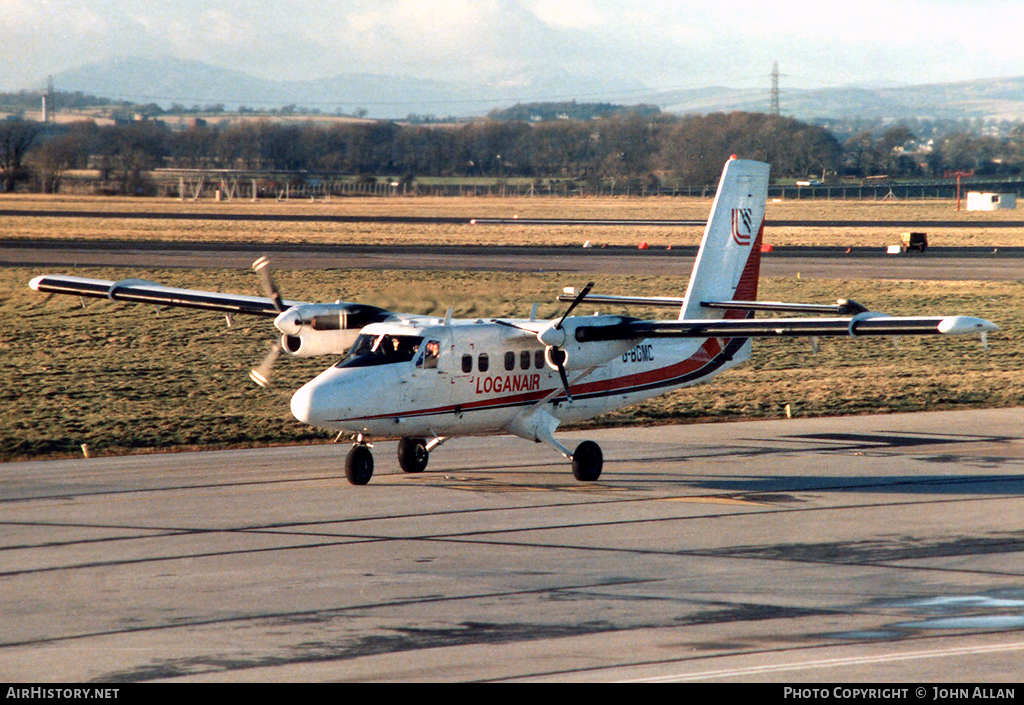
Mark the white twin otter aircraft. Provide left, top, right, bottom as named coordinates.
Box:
left=30, top=158, right=997, bottom=484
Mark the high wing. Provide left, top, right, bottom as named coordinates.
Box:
left=567, top=306, right=998, bottom=342
left=29, top=268, right=395, bottom=386
left=552, top=290, right=997, bottom=343
left=28, top=272, right=393, bottom=332
left=29, top=274, right=308, bottom=316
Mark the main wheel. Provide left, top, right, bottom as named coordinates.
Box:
left=397, top=437, right=429, bottom=473
left=345, top=445, right=374, bottom=485
left=571, top=440, right=603, bottom=481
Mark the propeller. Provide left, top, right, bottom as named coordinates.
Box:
left=253, top=255, right=285, bottom=313
left=249, top=340, right=281, bottom=388
left=249, top=256, right=287, bottom=386
left=542, top=281, right=594, bottom=402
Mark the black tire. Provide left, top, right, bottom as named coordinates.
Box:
left=397, top=437, right=429, bottom=473
left=571, top=440, right=603, bottom=481
left=345, top=445, right=374, bottom=485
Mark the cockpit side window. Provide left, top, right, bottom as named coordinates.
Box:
left=335, top=333, right=424, bottom=368
left=417, top=339, right=441, bottom=369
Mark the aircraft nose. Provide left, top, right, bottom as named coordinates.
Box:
left=290, top=371, right=348, bottom=427
left=290, top=381, right=318, bottom=425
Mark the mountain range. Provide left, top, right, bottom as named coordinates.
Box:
left=47, top=56, right=1024, bottom=123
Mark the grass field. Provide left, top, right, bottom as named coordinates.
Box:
left=4, top=265, right=1021, bottom=462
left=2, top=193, right=1023, bottom=248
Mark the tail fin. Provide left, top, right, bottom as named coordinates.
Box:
left=680, top=158, right=770, bottom=321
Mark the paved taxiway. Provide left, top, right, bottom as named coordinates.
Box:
left=4, top=240, right=1023, bottom=280
left=2, top=408, right=1022, bottom=682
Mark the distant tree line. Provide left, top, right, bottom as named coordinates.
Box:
left=0, top=90, right=126, bottom=112
left=2, top=109, right=1023, bottom=195
left=488, top=101, right=662, bottom=122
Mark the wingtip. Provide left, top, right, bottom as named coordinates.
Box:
left=937, top=316, right=999, bottom=335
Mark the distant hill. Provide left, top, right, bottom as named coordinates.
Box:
left=49, top=56, right=482, bottom=119
left=651, top=77, right=1024, bottom=121
left=43, top=56, right=1024, bottom=123
left=48, top=56, right=638, bottom=121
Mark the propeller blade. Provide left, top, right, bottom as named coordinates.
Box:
left=252, top=256, right=285, bottom=313
left=547, top=346, right=573, bottom=402
left=249, top=340, right=282, bottom=388
left=556, top=358, right=573, bottom=402
left=556, top=281, right=594, bottom=329
left=491, top=319, right=539, bottom=335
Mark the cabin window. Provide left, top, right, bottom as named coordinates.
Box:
left=462, top=354, right=473, bottom=373
left=520, top=350, right=530, bottom=370
left=504, top=351, right=515, bottom=371
left=478, top=353, right=489, bottom=372
left=535, top=350, right=545, bottom=369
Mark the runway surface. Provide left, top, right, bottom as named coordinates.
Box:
left=2, top=408, right=1023, bottom=682
left=1, top=208, right=1022, bottom=229
left=3, top=239, right=1022, bottom=280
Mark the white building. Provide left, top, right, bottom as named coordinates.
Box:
left=966, top=192, right=1017, bottom=211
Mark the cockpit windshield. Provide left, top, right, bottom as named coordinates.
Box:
left=335, top=333, right=424, bottom=368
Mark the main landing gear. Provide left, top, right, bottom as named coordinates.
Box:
left=571, top=440, right=603, bottom=482
left=344, top=434, right=600, bottom=485
left=397, top=437, right=429, bottom=473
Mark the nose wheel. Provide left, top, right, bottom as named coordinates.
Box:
left=345, top=444, right=374, bottom=485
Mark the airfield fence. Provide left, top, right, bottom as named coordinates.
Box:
left=50, top=169, right=1024, bottom=201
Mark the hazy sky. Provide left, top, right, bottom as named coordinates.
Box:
left=3, top=0, right=1023, bottom=96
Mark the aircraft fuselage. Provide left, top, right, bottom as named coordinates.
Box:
left=290, top=318, right=750, bottom=439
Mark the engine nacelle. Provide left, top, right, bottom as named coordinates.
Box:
left=274, top=302, right=390, bottom=357
left=540, top=316, right=640, bottom=371
left=281, top=329, right=362, bottom=357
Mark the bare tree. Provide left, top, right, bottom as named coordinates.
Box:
left=0, top=119, right=41, bottom=192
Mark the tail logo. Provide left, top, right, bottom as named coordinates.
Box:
left=731, top=208, right=754, bottom=246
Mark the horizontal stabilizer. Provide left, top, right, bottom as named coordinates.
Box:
left=556, top=292, right=686, bottom=308
left=701, top=299, right=870, bottom=315
left=560, top=294, right=874, bottom=316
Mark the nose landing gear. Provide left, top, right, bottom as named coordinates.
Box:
left=345, top=442, right=374, bottom=485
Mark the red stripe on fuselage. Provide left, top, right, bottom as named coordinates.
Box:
left=329, top=336, right=729, bottom=424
